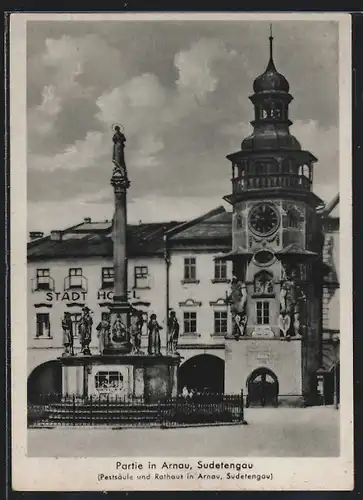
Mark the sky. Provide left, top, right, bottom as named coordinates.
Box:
left=27, top=19, right=339, bottom=233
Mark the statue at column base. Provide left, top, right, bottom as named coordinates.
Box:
left=96, top=318, right=111, bottom=354
left=167, top=311, right=180, bottom=355
left=62, top=312, right=74, bottom=356
left=147, top=314, right=162, bottom=356
left=131, top=311, right=144, bottom=355
left=79, top=306, right=93, bottom=355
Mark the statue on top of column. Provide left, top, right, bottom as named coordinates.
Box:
left=112, top=124, right=127, bottom=177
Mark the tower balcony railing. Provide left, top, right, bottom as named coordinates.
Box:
left=232, top=174, right=311, bottom=194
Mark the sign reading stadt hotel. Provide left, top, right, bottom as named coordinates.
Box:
left=44, top=290, right=114, bottom=302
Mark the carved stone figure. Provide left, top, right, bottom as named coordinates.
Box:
left=147, top=314, right=162, bottom=355
left=62, top=312, right=74, bottom=356
left=112, top=125, right=127, bottom=176
left=79, top=306, right=93, bottom=355
left=232, top=312, right=247, bottom=339
left=280, top=268, right=305, bottom=338
left=254, top=271, right=274, bottom=295
left=130, top=311, right=144, bottom=354
left=96, top=318, right=110, bottom=354
left=167, top=311, right=180, bottom=354
left=226, top=276, right=247, bottom=339
left=111, top=313, right=127, bottom=343
left=278, top=311, right=291, bottom=338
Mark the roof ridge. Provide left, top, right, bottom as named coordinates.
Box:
left=164, top=205, right=226, bottom=238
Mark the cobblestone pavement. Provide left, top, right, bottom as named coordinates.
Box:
left=27, top=406, right=339, bottom=458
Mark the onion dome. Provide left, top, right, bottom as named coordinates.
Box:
left=253, top=33, right=289, bottom=94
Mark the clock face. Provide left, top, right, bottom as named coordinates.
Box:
left=249, top=203, right=279, bottom=236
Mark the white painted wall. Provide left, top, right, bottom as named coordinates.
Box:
left=28, top=255, right=166, bottom=357
left=168, top=250, right=233, bottom=345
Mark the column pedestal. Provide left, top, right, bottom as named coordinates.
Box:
left=103, top=299, right=132, bottom=355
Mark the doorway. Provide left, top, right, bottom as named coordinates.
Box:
left=246, top=368, right=279, bottom=407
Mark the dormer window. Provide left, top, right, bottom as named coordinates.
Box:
left=102, top=267, right=114, bottom=289
left=64, top=268, right=87, bottom=291
left=33, top=268, right=54, bottom=291
left=134, top=266, right=150, bottom=289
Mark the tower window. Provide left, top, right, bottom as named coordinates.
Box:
left=256, top=301, right=270, bottom=325
left=235, top=214, right=244, bottom=230
left=285, top=209, right=300, bottom=229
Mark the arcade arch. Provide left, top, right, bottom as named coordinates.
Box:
left=27, top=360, right=62, bottom=403
left=178, top=354, right=225, bottom=394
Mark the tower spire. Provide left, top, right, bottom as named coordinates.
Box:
left=269, top=24, right=273, bottom=61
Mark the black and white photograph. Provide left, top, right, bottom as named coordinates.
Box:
left=10, top=12, right=353, bottom=491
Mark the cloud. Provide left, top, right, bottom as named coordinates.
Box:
left=290, top=120, right=338, bottom=203
left=175, top=38, right=236, bottom=100
left=26, top=23, right=339, bottom=232
left=28, top=131, right=109, bottom=172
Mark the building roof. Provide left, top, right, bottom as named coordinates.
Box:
left=27, top=221, right=183, bottom=261
left=28, top=194, right=339, bottom=261
left=167, top=206, right=232, bottom=242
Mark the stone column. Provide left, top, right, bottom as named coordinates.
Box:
left=103, top=135, right=132, bottom=355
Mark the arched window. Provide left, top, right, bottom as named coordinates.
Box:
left=254, top=271, right=274, bottom=295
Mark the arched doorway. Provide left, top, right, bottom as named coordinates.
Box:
left=27, top=360, right=62, bottom=404
left=246, top=368, right=279, bottom=407
left=178, top=354, right=225, bottom=394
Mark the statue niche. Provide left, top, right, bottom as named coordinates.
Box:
left=254, top=270, right=274, bottom=295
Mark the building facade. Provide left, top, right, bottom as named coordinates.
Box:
left=27, top=38, right=340, bottom=406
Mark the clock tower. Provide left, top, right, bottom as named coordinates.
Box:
left=223, top=31, right=324, bottom=406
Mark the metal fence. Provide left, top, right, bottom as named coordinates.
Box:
left=28, top=392, right=246, bottom=428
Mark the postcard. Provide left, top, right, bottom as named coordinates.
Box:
left=10, top=11, right=353, bottom=491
